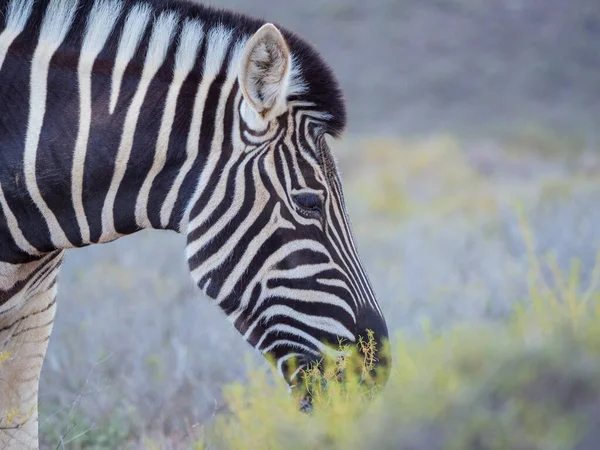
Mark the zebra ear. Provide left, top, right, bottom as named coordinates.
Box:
left=239, top=23, right=290, bottom=122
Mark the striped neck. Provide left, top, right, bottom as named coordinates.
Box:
left=0, top=0, right=253, bottom=260
left=0, top=0, right=346, bottom=265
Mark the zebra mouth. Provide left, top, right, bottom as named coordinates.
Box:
left=299, top=392, right=315, bottom=414
left=287, top=373, right=318, bottom=414
left=286, top=351, right=346, bottom=414
left=286, top=338, right=390, bottom=414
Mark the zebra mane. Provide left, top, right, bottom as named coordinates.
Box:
left=0, top=0, right=347, bottom=137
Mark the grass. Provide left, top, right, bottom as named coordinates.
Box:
left=205, top=322, right=600, bottom=450
left=39, top=405, right=134, bottom=450
left=32, top=134, right=600, bottom=448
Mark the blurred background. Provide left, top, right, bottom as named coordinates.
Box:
left=38, top=0, right=600, bottom=447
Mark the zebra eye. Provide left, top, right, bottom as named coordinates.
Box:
left=292, top=192, right=323, bottom=216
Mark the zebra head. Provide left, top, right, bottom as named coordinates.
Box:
left=185, top=23, right=390, bottom=397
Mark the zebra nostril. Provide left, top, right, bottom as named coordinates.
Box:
left=355, top=308, right=392, bottom=388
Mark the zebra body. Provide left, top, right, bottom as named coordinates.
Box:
left=0, top=0, right=390, bottom=447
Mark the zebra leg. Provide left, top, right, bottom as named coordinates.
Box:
left=0, top=285, right=58, bottom=450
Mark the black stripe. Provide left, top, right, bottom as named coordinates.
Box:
left=163, top=36, right=210, bottom=230
left=0, top=30, right=52, bottom=253
left=11, top=318, right=54, bottom=337
left=26, top=258, right=61, bottom=295
left=0, top=297, right=56, bottom=333
left=0, top=252, right=61, bottom=305
left=186, top=47, right=238, bottom=222
left=37, top=40, right=82, bottom=246
left=253, top=315, right=343, bottom=351
left=147, top=48, right=204, bottom=228
left=85, top=10, right=151, bottom=242
left=247, top=295, right=355, bottom=336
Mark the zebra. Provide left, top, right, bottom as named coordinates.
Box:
left=0, top=0, right=391, bottom=446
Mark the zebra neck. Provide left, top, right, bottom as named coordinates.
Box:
left=0, top=0, right=244, bottom=262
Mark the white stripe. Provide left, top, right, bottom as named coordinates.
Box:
left=287, top=55, right=308, bottom=98
left=284, top=125, right=307, bottom=187
left=0, top=0, right=34, bottom=70
left=23, top=0, right=78, bottom=248
left=276, top=352, right=307, bottom=381
left=330, top=178, right=376, bottom=300
left=161, top=26, right=234, bottom=229
left=260, top=286, right=356, bottom=321
left=0, top=252, right=62, bottom=313
left=109, top=3, right=152, bottom=114
left=203, top=26, right=235, bottom=76
left=24, top=258, right=62, bottom=297
left=288, top=361, right=305, bottom=383
left=267, top=264, right=340, bottom=282
left=266, top=143, right=322, bottom=229
left=183, top=121, right=260, bottom=260
left=327, top=194, right=374, bottom=306
left=226, top=240, right=333, bottom=322
left=0, top=183, right=38, bottom=254
left=101, top=11, right=179, bottom=239
left=316, top=277, right=351, bottom=290
left=263, top=341, right=320, bottom=356
left=196, top=203, right=294, bottom=301
left=262, top=264, right=353, bottom=295
left=256, top=324, right=327, bottom=354
left=0, top=259, right=38, bottom=291
left=246, top=304, right=354, bottom=343
left=72, top=0, right=123, bottom=244
left=135, top=19, right=203, bottom=228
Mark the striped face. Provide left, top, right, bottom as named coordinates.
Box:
left=185, top=24, right=390, bottom=390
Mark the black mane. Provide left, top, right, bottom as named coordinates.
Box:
left=0, top=0, right=347, bottom=136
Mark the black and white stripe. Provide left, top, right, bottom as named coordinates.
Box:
left=0, top=0, right=389, bottom=445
